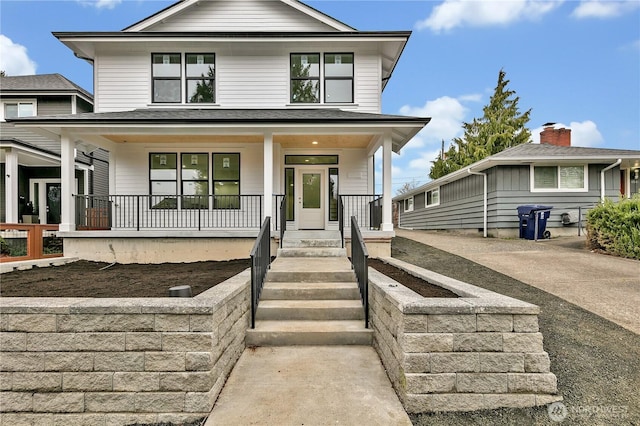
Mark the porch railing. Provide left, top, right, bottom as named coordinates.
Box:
left=350, top=216, right=369, bottom=328
left=75, top=195, right=263, bottom=230
left=0, top=224, right=62, bottom=263
left=250, top=216, right=271, bottom=329
left=340, top=194, right=383, bottom=231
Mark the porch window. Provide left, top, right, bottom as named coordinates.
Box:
left=324, top=54, right=353, bottom=103
left=186, top=54, right=215, bottom=103
left=150, top=153, right=178, bottom=208
left=290, top=53, right=320, bottom=103
left=404, top=197, right=414, bottom=212
left=213, top=153, right=240, bottom=209
left=4, top=101, right=35, bottom=119
left=532, top=165, right=587, bottom=191
left=329, top=168, right=339, bottom=221
left=425, top=188, right=440, bottom=207
left=285, top=155, right=338, bottom=165
left=181, top=153, right=209, bottom=209
left=152, top=53, right=181, bottom=103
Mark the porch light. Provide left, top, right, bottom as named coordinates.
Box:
left=312, top=141, right=318, bottom=145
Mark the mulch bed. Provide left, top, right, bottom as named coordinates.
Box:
left=0, top=259, right=251, bottom=298
left=368, top=258, right=458, bottom=298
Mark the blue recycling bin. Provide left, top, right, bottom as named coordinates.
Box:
left=517, top=205, right=553, bottom=240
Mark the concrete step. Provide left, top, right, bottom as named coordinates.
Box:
left=246, top=320, right=372, bottom=346
left=255, top=300, right=365, bottom=321
left=281, top=230, right=342, bottom=248
left=277, top=247, right=347, bottom=258
left=261, top=282, right=360, bottom=300
left=267, top=257, right=355, bottom=283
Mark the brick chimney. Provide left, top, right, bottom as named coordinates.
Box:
left=540, top=124, right=571, bottom=147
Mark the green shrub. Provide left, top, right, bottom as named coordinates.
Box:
left=587, top=196, right=640, bottom=260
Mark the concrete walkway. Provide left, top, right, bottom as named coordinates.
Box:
left=396, top=229, right=640, bottom=335
left=206, top=346, right=411, bottom=426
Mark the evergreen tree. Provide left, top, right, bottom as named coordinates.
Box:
left=429, top=69, right=531, bottom=179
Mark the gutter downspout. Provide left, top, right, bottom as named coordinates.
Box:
left=468, top=168, right=488, bottom=238
left=601, top=159, right=622, bottom=202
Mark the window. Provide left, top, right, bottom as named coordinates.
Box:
left=213, top=153, right=240, bottom=209
left=285, top=155, right=339, bottom=165
left=291, top=54, right=320, bottom=103
left=425, top=188, right=440, bottom=207
left=328, top=168, right=339, bottom=221
left=532, top=165, right=587, bottom=191
left=404, top=197, right=414, bottom=212
left=324, top=53, right=353, bottom=103
left=4, top=101, right=35, bottom=119
left=186, top=54, right=215, bottom=103
left=152, top=54, right=181, bottom=103
left=285, top=168, right=295, bottom=221
left=150, top=153, right=178, bottom=208
left=290, top=53, right=354, bottom=104
left=181, top=153, right=209, bottom=208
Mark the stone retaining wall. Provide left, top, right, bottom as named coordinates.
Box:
left=0, top=270, right=251, bottom=425
left=369, top=257, right=561, bottom=413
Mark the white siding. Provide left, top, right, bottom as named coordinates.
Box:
left=145, top=0, right=336, bottom=32
left=95, top=52, right=150, bottom=112
left=340, top=149, right=369, bottom=194
left=94, top=45, right=381, bottom=113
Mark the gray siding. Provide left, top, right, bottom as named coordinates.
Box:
left=37, top=96, right=72, bottom=116
left=399, top=164, right=621, bottom=231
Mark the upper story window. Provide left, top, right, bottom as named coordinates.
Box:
left=152, top=53, right=215, bottom=104
left=425, top=188, right=440, bottom=207
left=4, top=101, right=36, bottom=119
left=532, top=165, right=588, bottom=192
left=186, top=54, right=215, bottom=103
left=290, top=53, right=354, bottom=104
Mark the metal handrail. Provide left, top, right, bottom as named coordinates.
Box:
left=279, top=196, right=287, bottom=248
left=250, top=216, right=271, bottom=329
left=350, top=216, right=369, bottom=328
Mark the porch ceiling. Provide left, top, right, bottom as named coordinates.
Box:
left=102, top=133, right=375, bottom=149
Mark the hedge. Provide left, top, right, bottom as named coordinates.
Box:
left=587, top=196, right=640, bottom=260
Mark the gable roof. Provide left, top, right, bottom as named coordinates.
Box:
left=0, top=74, right=93, bottom=101
left=123, top=0, right=355, bottom=32
left=393, top=143, right=640, bottom=200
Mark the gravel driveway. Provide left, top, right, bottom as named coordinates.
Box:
left=391, top=237, right=640, bottom=426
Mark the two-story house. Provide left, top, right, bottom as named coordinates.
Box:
left=1, top=74, right=109, bottom=225
left=9, top=0, right=429, bottom=263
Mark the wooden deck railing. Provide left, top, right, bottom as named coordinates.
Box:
left=0, top=224, right=62, bottom=263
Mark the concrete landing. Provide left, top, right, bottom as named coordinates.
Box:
left=206, top=346, right=411, bottom=426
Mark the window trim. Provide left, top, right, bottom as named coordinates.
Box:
left=425, top=187, right=440, bottom=208
left=212, top=152, right=241, bottom=210
left=149, top=152, right=178, bottom=209
left=530, top=164, right=588, bottom=192
left=404, top=197, right=414, bottom=212
left=324, top=52, right=354, bottom=104
left=2, top=99, right=37, bottom=121
left=185, top=53, right=216, bottom=104
left=151, top=53, right=182, bottom=104
left=290, top=52, right=355, bottom=105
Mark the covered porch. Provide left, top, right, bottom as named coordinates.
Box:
left=11, top=108, right=429, bottom=262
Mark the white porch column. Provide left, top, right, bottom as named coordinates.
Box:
left=263, top=132, right=273, bottom=223
left=381, top=132, right=393, bottom=232
left=59, top=131, right=76, bottom=232
left=367, top=153, right=375, bottom=194
left=4, top=148, right=19, bottom=223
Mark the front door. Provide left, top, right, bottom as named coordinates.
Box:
left=297, top=169, right=325, bottom=229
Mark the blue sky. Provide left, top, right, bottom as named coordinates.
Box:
left=1, top=0, right=639, bottom=192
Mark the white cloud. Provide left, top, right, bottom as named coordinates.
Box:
left=571, top=0, right=640, bottom=19
left=77, top=0, right=122, bottom=9
left=399, top=95, right=476, bottom=149
left=416, top=0, right=563, bottom=33
left=531, top=121, right=604, bottom=147
left=0, top=35, right=36, bottom=76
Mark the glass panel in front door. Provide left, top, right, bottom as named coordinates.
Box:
left=46, top=183, right=62, bottom=224
left=302, top=173, right=321, bottom=208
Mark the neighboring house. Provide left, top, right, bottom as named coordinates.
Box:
left=395, top=126, right=640, bottom=238
left=9, top=0, right=429, bottom=262
left=1, top=74, right=109, bottom=224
